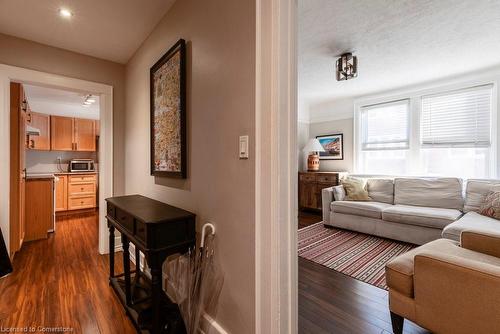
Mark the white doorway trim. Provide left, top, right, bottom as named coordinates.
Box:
left=255, top=0, right=298, bottom=332
left=0, top=64, right=113, bottom=255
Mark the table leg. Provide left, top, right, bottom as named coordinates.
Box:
left=108, top=224, right=115, bottom=279
left=122, top=234, right=132, bottom=306
left=150, top=255, right=162, bottom=334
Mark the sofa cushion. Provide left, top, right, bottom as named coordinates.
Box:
left=382, top=205, right=462, bottom=229
left=442, top=211, right=500, bottom=242
left=341, top=177, right=371, bottom=201
left=331, top=201, right=392, bottom=219
left=367, top=179, right=394, bottom=204
left=394, top=177, right=463, bottom=210
left=479, top=190, right=500, bottom=219
left=464, top=180, right=500, bottom=212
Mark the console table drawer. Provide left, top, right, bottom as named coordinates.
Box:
left=115, top=207, right=134, bottom=234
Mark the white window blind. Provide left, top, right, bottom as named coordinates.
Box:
left=361, top=99, right=410, bottom=150
left=421, top=85, right=492, bottom=147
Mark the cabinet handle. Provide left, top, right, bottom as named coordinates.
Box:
left=75, top=142, right=78, bottom=150
left=30, top=139, right=35, bottom=148
left=81, top=187, right=84, bottom=191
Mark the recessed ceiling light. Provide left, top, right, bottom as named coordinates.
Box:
left=86, top=98, right=96, bottom=103
left=59, top=8, right=73, bottom=18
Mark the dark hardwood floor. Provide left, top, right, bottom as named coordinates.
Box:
left=298, top=211, right=429, bottom=334
left=0, top=211, right=136, bottom=334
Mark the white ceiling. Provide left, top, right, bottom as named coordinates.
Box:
left=24, top=84, right=100, bottom=120
left=0, top=0, right=176, bottom=63
left=299, top=0, right=500, bottom=109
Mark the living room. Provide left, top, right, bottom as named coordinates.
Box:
left=297, top=1, right=500, bottom=333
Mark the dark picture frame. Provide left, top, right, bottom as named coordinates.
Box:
left=316, top=133, right=344, bottom=160
left=150, top=39, right=187, bottom=178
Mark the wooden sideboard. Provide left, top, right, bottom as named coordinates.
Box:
left=299, top=172, right=344, bottom=211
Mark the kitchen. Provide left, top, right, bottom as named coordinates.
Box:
left=9, top=82, right=100, bottom=257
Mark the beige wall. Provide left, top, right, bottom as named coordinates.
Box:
left=309, top=118, right=354, bottom=172
left=298, top=121, right=309, bottom=171
left=0, top=33, right=126, bottom=194
left=124, top=0, right=256, bottom=333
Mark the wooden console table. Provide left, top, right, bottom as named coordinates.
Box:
left=106, top=195, right=196, bottom=334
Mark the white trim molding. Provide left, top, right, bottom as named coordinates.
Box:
left=0, top=63, right=113, bottom=256
left=256, top=0, right=298, bottom=333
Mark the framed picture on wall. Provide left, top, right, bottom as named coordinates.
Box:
left=150, top=38, right=187, bottom=178
left=316, top=133, right=344, bottom=160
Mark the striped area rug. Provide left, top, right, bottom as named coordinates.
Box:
left=298, top=222, right=416, bottom=290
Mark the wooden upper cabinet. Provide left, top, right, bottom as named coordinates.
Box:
left=26, top=112, right=50, bottom=150
left=51, top=116, right=74, bottom=151
left=74, top=118, right=96, bottom=151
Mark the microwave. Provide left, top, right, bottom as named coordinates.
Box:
left=69, top=159, right=95, bottom=172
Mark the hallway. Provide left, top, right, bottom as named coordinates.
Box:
left=0, top=212, right=135, bottom=333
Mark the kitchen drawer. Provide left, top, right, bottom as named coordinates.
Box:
left=316, top=174, right=338, bottom=184
left=69, top=174, right=96, bottom=183
left=68, top=182, right=95, bottom=195
left=299, top=173, right=316, bottom=182
left=68, top=195, right=96, bottom=210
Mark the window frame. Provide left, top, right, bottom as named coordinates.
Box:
left=353, top=78, right=498, bottom=178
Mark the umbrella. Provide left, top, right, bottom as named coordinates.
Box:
left=164, top=223, right=224, bottom=334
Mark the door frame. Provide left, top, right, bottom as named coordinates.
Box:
left=0, top=64, right=113, bottom=255
left=255, top=0, right=298, bottom=332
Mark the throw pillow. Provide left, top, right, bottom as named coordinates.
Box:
left=341, top=177, right=372, bottom=201
left=479, top=190, right=500, bottom=220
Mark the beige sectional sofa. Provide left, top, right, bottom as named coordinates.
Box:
left=322, top=177, right=500, bottom=245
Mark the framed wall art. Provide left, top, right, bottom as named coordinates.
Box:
left=150, top=39, right=187, bottom=178
left=316, top=133, right=344, bottom=160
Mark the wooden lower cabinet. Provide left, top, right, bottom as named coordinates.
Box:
left=25, top=179, right=54, bottom=242
left=299, top=172, right=344, bottom=211
left=55, top=175, right=68, bottom=211
left=55, top=173, right=97, bottom=212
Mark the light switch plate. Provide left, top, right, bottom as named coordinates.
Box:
left=239, top=135, right=249, bottom=159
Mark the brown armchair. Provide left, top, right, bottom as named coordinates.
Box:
left=385, top=231, right=500, bottom=334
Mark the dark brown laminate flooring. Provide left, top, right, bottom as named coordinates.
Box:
left=298, top=211, right=430, bottom=334
left=0, top=211, right=136, bottom=334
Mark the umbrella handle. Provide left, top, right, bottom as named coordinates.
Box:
left=200, top=222, right=216, bottom=248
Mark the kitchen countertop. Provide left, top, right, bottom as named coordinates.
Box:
left=26, top=174, right=56, bottom=180
left=53, top=171, right=98, bottom=175
left=26, top=171, right=98, bottom=180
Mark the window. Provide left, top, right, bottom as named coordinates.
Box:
left=358, top=100, right=410, bottom=175
left=361, top=100, right=409, bottom=150
left=356, top=84, right=496, bottom=178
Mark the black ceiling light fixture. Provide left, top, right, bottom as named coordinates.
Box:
left=336, top=52, right=358, bottom=81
